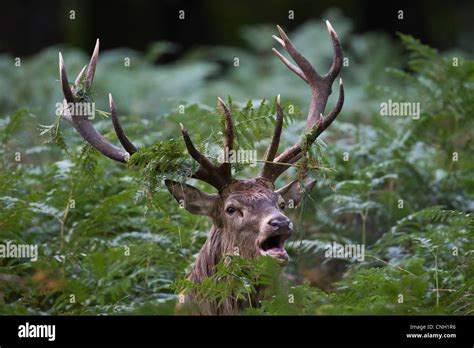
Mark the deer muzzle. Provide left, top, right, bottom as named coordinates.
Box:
left=258, top=215, right=293, bottom=264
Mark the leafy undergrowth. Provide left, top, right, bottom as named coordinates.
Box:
left=0, top=16, right=473, bottom=315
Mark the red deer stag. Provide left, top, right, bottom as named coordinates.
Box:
left=57, top=21, right=344, bottom=314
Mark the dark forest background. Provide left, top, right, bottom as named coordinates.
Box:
left=1, top=0, right=473, bottom=59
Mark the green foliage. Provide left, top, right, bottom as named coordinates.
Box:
left=172, top=255, right=281, bottom=310
left=0, top=14, right=472, bottom=315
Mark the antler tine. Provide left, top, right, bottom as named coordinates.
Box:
left=74, top=65, right=87, bottom=86
left=265, top=95, right=284, bottom=162
left=217, top=97, right=234, bottom=180
left=324, top=20, right=343, bottom=81
left=271, top=47, right=308, bottom=84
left=59, top=53, right=75, bottom=103
left=84, top=39, right=99, bottom=90
left=321, top=78, right=344, bottom=131
left=179, top=123, right=228, bottom=189
left=61, top=65, right=88, bottom=124
left=274, top=25, right=321, bottom=86
left=274, top=25, right=321, bottom=85
left=58, top=43, right=131, bottom=163
left=261, top=21, right=344, bottom=182
left=260, top=95, right=284, bottom=179
left=179, top=123, right=215, bottom=173
left=109, top=93, right=138, bottom=154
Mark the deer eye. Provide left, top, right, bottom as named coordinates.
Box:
left=279, top=202, right=286, bottom=210
left=226, top=206, right=237, bottom=215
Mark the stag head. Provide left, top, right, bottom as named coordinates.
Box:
left=57, top=20, right=344, bottom=312
left=166, top=176, right=315, bottom=264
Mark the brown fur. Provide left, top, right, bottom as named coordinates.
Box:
left=169, top=177, right=314, bottom=315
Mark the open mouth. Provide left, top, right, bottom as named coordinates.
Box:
left=259, top=234, right=289, bottom=263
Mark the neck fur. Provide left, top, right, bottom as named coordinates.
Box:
left=185, top=225, right=262, bottom=314
left=188, top=225, right=223, bottom=283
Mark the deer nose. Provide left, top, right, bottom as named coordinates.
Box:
left=268, top=216, right=291, bottom=230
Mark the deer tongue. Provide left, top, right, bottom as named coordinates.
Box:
left=261, top=247, right=289, bottom=261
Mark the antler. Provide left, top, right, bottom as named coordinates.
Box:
left=59, top=40, right=236, bottom=191
left=59, top=39, right=136, bottom=163
left=260, top=20, right=344, bottom=182
left=179, top=97, right=235, bottom=191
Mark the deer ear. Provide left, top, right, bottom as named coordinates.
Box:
left=276, top=178, right=316, bottom=207
left=165, top=180, right=217, bottom=216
